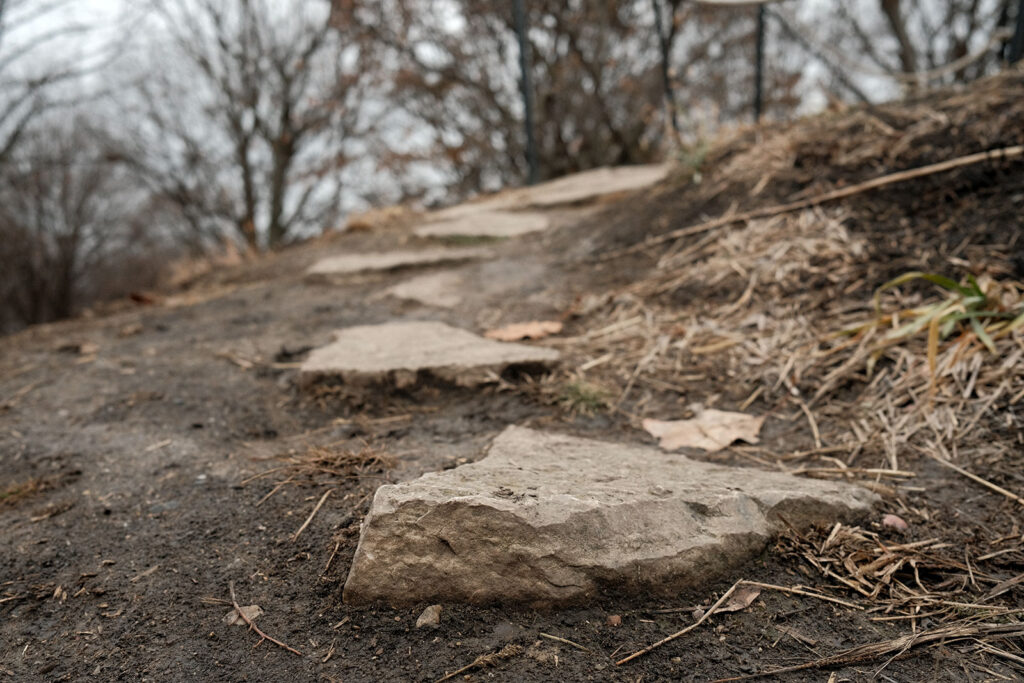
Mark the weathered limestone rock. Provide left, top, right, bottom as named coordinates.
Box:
left=305, top=247, right=492, bottom=280
left=300, top=322, right=559, bottom=388
left=343, top=427, right=878, bottom=606
left=384, top=271, right=465, bottom=308
left=426, top=164, right=671, bottom=222
left=414, top=211, right=550, bottom=239
left=520, top=163, right=670, bottom=207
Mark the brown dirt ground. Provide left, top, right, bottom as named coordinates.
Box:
left=3, top=72, right=1024, bottom=682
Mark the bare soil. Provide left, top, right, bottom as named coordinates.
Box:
left=3, top=73, right=1024, bottom=682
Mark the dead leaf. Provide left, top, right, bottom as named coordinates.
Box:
left=642, top=408, right=765, bottom=452
left=719, top=585, right=761, bottom=613
left=224, top=604, right=263, bottom=625
left=484, top=320, right=563, bottom=342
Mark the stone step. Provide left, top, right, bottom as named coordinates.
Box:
left=343, top=426, right=878, bottom=607
left=300, top=321, right=560, bottom=389
left=305, top=247, right=493, bottom=281
left=414, top=211, right=550, bottom=239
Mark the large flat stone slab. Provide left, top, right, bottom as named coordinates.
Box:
left=300, top=321, right=559, bottom=388
left=521, top=163, right=670, bottom=207
left=344, top=426, right=877, bottom=606
left=426, top=164, right=671, bottom=222
left=414, top=211, right=550, bottom=239
left=384, top=271, right=465, bottom=308
left=305, top=247, right=492, bottom=280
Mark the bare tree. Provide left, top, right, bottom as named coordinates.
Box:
left=0, top=0, right=93, bottom=164
left=124, top=0, right=379, bottom=250
left=825, top=0, right=1012, bottom=92
left=0, top=119, right=155, bottom=330
left=357, top=0, right=667, bottom=194
left=348, top=0, right=810, bottom=197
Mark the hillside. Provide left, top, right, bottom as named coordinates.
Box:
left=2, top=72, right=1024, bottom=681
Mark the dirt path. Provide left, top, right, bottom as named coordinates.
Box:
left=2, top=152, right=1021, bottom=682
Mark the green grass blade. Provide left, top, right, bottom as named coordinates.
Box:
left=970, top=315, right=997, bottom=353
left=873, top=272, right=972, bottom=313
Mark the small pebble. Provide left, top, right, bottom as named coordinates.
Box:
left=882, top=513, right=909, bottom=532
left=416, top=604, right=442, bottom=628
left=606, top=614, right=621, bottom=627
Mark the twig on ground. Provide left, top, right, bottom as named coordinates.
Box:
left=291, top=489, right=333, bottom=542
left=710, top=622, right=1024, bottom=681
left=321, top=540, right=341, bottom=576
left=617, top=579, right=742, bottom=665
left=228, top=581, right=303, bottom=657
left=436, top=644, right=523, bottom=682
left=739, top=581, right=863, bottom=610
left=927, top=454, right=1024, bottom=508
left=539, top=632, right=591, bottom=652
left=600, top=145, right=1024, bottom=260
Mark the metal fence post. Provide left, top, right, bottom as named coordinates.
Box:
left=754, top=4, right=766, bottom=121
left=1010, top=0, right=1024, bottom=63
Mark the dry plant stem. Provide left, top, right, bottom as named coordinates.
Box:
left=291, top=489, right=333, bottom=541
left=436, top=644, right=522, bottom=683
left=618, top=578, right=868, bottom=666
left=539, top=632, right=590, bottom=652
left=928, top=454, right=1024, bottom=507
left=740, top=581, right=863, bottom=610
left=710, top=622, right=1024, bottom=681
left=616, top=580, right=742, bottom=665
left=602, top=144, right=1024, bottom=260
left=228, top=581, right=303, bottom=657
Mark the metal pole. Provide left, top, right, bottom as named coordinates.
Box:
left=754, top=3, right=765, bottom=122
left=1010, top=0, right=1024, bottom=63
left=653, top=0, right=680, bottom=137
left=513, top=0, right=538, bottom=185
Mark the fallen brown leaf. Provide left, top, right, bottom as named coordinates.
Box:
left=224, top=604, right=263, bottom=625
left=642, top=408, right=765, bottom=452
left=719, top=585, right=761, bottom=613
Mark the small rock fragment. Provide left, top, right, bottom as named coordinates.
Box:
left=882, top=513, right=909, bottom=532
left=416, top=604, right=442, bottom=628
left=605, top=615, right=621, bottom=627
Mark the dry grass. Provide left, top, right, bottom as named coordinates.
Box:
left=540, top=71, right=1024, bottom=676
left=244, top=441, right=395, bottom=505
left=0, top=478, right=49, bottom=507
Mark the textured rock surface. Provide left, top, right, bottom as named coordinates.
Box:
left=414, top=211, right=550, bottom=239
left=427, top=164, right=670, bottom=222
left=305, top=247, right=492, bottom=279
left=344, top=427, right=878, bottom=606
left=300, top=322, right=559, bottom=388
left=520, top=164, right=670, bottom=207
left=384, top=271, right=465, bottom=308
